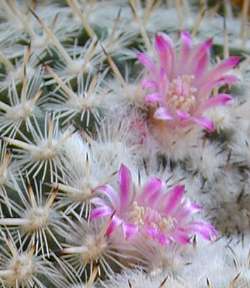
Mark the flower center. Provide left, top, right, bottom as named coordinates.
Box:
left=167, top=75, right=197, bottom=112
left=130, top=202, right=176, bottom=232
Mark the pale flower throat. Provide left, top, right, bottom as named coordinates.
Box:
left=167, top=75, right=197, bottom=112
left=130, top=201, right=176, bottom=233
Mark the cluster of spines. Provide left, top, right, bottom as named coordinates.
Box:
left=0, top=1, right=249, bottom=288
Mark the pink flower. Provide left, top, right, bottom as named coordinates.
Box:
left=138, top=32, right=240, bottom=131
left=91, top=164, right=217, bottom=246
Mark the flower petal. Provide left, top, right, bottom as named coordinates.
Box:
left=154, top=107, right=173, bottom=120
left=191, top=116, right=215, bottom=132
left=173, top=200, right=202, bottom=220
left=137, top=52, right=156, bottom=72
left=192, top=38, right=212, bottom=77
left=139, top=177, right=163, bottom=206
left=145, top=92, right=162, bottom=103
left=199, top=56, right=240, bottom=86
left=184, top=200, right=202, bottom=214
left=96, top=184, right=119, bottom=208
left=199, top=75, right=239, bottom=96
left=119, top=164, right=132, bottom=209
left=155, top=33, right=175, bottom=76
left=187, top=221, right=218, bottom=241
left=179, top=31, right=192, bottom=63
left=164, top=185, right=185, bottom=214
left=146, top=226, right=170, bottom=245
left=202, top=93, right=232, bottom=110
left=176, top=110, right=191, bottom=121
left=122, top=223, right=138, bottom=239
left=141, top=79, right=158, bottom=89
left=172, top=229, right=191, bottom=244
left=91, top=197, right=108, bottom=207
left=90, top=206, right=112, bottom=220
left=105, top=216, right=122, bottom=237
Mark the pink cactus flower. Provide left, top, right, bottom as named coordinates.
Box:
left=91, top=164, right=217, bottom=246
left=138, top=32, right=240, bottom=131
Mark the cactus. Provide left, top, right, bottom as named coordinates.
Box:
left=0, top=0, right=250, bottom=287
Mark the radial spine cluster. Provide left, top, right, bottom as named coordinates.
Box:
left=0, top=1, right=249, bottom=288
